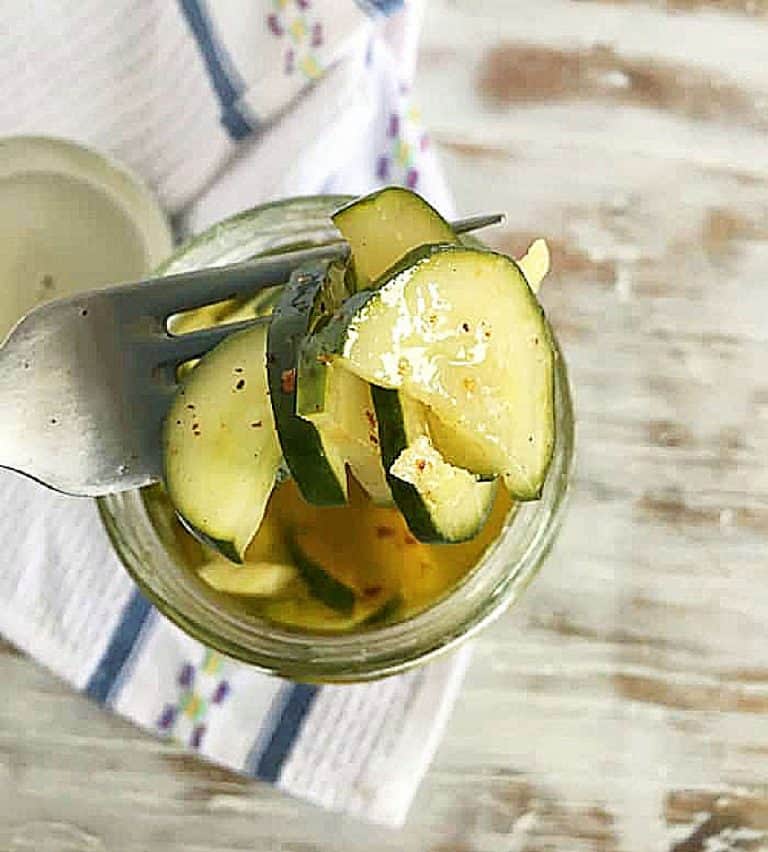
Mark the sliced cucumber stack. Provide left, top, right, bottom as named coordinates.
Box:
left=163, top=322, right=282, bottom=562
left=162, top=187, right=556, bottom=595
left=267, top=261, right=348, bottom=506
left=373, top=386, right=497, bottom=542
left=325, top=186, right=501, bottom=538
left=310, top=244, right=556, bottom=500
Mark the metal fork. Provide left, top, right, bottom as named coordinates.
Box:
left=0, top=213, right=503, bottom=497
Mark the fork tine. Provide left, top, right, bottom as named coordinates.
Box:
left=150, top=214, right=507, bottom=370
left=132, top=243, right=349, bottom=320
left=451, top=212, right=505, bottom=233
left=117, top=214, right=502, bottom=323
left=157, top=316, right=269, bottom=366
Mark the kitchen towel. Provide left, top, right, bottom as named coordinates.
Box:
left=0, top=0, right=468, bottom=827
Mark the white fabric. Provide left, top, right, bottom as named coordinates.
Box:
left=0, top=0, right=465, bottom=826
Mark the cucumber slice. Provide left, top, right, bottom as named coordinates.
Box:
left=199, top=559, right=297, bottom=596
left=267, top=261, right=348, bottom=506
left=169, top=300, right=237, bottom=334
left=372, top=386, right=497, bottom=542
left=361, top=594, right=403, bottom=626
left=163, top=323, right=282, bottom=562
left=261, top=594, right=399, bottom=633
left=425, top=238, right=551, bottom=472
left=312, top=245, right=556, bottom=500
left=332, top=187, right=456, bottom=291
left=297, top=360, right=391, bottom=505
left=171, top=287, right=283, bottom=384
left=287, top=535, right=356, bottom=615
left=517, top=238, right=550, bottom=295
left=218, top=284, right=283, bottom=323
left=267, top=528, right=400, bottom=630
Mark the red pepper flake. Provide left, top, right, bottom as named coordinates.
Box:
left=369, top=434, right=379, bottom=445
left=364, top=409, right=377, bottom=431
left=234, top=378, right=246, bottom=391
left=415, top=458, right=427, bottom=472
left=186, top=403, right=195, bottom=410
left=281, top=368, right=296, bottom=394
left=375, top=525, right=395, bottom=539
left=461, top=322, right=470, bottom=332
left=251, top=420, right=262, bottom=428
left=234, top=366, right=243, bottom=373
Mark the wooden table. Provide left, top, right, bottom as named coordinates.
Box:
left=2, top=2, right=767, bottom=849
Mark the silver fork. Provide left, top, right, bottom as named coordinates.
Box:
left=0, top=213, right=502, bottom=497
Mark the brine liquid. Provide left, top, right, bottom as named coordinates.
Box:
left=143, top=476, right=514, bottom=633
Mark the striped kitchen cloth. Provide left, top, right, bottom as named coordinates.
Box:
left=0, top=0, right=466, bottom=827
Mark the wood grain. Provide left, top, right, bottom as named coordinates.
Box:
left=2, top=1, right=768, bottom=849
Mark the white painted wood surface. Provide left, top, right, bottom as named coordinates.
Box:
left=2, top=1, right=768, bottom=849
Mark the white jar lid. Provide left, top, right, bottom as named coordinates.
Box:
left=0, top=135, right=172, bottom=339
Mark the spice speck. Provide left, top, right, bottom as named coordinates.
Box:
left=281, top=368, right=296, bottom=394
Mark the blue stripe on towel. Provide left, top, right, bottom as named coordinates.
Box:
left=252, top=683, right=319, bottom=782
left=84, top=590, right=153, bottom=704
left=178, top=0, right=255, bottom=140
left=355, top=0, right=404, bottom=15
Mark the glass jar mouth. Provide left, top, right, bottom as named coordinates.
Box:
left=97, top=195, right=575, bottom=683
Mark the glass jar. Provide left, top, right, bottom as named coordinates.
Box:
left=98, top=196, right=574, bottom=683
